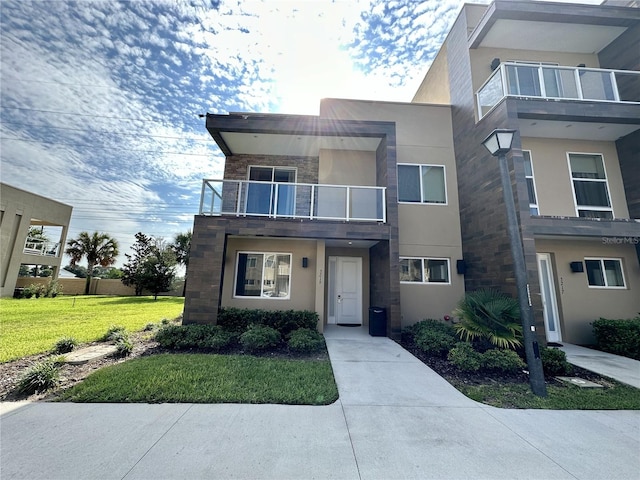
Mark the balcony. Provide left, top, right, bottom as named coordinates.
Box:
left=200, top=179, right=386, bottom=223
left=477, top=63, right=640, bottom=119
left=23, top=238, right=61, bottom=257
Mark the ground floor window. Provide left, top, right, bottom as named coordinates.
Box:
left=585, top=258, right=625, bottom=288
left=400, top=257, right=450, bottom=284
left=234, top=252, right=292, bottom=298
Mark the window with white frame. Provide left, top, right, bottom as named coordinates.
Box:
left=234, top=252, right=292, bottom=298
left=568, top=153, right=613, bottom=219
left=523, top=151, right=539, bottom=215
left=397, top=164, right=446, bottom=204
left=585, top=258, right=625, bottom=288
left=400, top=257, right=450, bottom=284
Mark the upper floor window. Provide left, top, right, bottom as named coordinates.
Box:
left=523, top=151, right=539, bottom=215
left=247, top=166, right=296, bottom=216
left=398, top=164, right=446, bottom=204
left=400, top=257, right=450, bottom=284
left=568, top=153, right=613, bottom=219
left=585, top=258, right=625, bottom=288
left=234, top=252, right=292, bottom=298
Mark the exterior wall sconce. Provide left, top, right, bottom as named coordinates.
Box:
left=482, top=128, right=547, bottom=398
left=490, top=58, right=501, bottom=71
left=302, top=257, right=308, bottom=268
left=456, top=259, right=466, bottom=274
left=570, top=261, right=584, bottom=273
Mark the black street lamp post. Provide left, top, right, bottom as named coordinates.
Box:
left=482, top=129, right=547, bottom=397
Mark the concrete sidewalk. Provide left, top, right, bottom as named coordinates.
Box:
left=1, top=326, right=638, bottom=480
left=560, top=343, right=640, bottom=388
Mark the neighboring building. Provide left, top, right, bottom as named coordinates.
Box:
left=413, top=0, right=640, bottom=344
left=0, top=184, right=73, bottom=297
left=185, top=0, right=640, bottom=344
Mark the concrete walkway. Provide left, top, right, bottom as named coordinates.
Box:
left=1, top=326, right=638, bottom=480
left=559, top=343, right=640, bottom=388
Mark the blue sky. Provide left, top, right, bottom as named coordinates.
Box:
left=0, top=0, right=600, bottom=267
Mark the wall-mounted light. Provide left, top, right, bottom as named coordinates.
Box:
left=302, top=257, right=309, bottom=268
left=569, top=261, right=584, bottom=273
left=456, top=259, right=467, bottom=275
left=490, top=58, right=501, bottom=71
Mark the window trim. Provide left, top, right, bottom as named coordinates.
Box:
left=399, top=257, right=451, bottom=285
left=397, top=163, right=448, bottom=206
left=523, top=150, right=539, bottom=216
left=584, top=257, right=626, bottom=289
left=233, top=251, right=293, bottom=299
left=567, top=152, right=614, bottom=219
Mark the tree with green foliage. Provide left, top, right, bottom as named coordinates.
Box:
left=170, top=230, right=191, bottom=296
left=65, top=231, right=119, bottom=295
left=121, top=232, right=155, bottom=296
left=121, top=233, right=177, bottom=298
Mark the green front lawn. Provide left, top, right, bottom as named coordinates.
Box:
left=0, top=296, right=184, bottom=362
left=58, top=353, right=339, bottom=405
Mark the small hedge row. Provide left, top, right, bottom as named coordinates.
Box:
left=593, top=317, right=640, bottom=360
left=217, top=308, right=318, bottom=336
left=154, top=309, right=325, bottom=354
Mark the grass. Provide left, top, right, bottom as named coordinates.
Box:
left=0, top=296, right=184, bottom=362
left=457, top=381, right=640, bottom=409
left=58, top=353, right=339, bottom=405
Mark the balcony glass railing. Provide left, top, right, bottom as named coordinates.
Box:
left=477, top=63, right=640, bottom=118
left=23, top=238, right=60, bottom=257
left=200, top=179, right=386, bottom=222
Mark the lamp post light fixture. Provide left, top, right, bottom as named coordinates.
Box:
left=482, top=129, right=547, bottom=397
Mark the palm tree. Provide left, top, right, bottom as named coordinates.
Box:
left=65, top=231, right=119, bottom=295
left=171, top=230, right=191, bottom=296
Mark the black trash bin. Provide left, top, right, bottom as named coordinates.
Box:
left=369, top=307, right=386, bottom=337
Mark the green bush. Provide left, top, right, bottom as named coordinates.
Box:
left=592, top=317, right=640, bottom=360
left=17, top=359, right=62, bottom=394
left=114, top=337, right=134, bottom=357
left=218, top=308, right=318, bottom=337
left=541, top=347, right=573, bottom=376
left=288, top=328, right=325, bottom=353
left=452, top=289, right=522, bottom=350
left=448, top=343, right=482, bottom=372
left=52, top=336, right=78, bottom=354
left=154, top=324, right=235, bottom=351
left=481, top=348, right=526, bottom=374
left=102, top=325, right=127, bottom=342
left=240, top=324, right=281, bottom=352
left=412, top=319, right=458, bottom=357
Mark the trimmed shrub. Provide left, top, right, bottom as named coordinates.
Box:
left=413, top=319, right=458, bottom=357
left=218, top=308, right=318, bottom=337
left=240, top=324, right=281, bottom=352
left=448, top=343, right=482, bottom=372
left=481, top=348, right=526, bottom=374
left=288, top=328, right=324, bottom=353
left=17, top=359, right=62, bottom=394
left=592, top=317, right=640, bottom=360
left=154, top=324, right=235, bottom=351
left=541, top=347, right=573, bottom=376
left=52, top=336, right=78, bottom=354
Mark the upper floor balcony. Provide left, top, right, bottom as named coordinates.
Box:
left=23, top=238, right=61, bottom=257
left=200, top=179, right=386, bottom=223
left=477, top=63, right=640, bottom=119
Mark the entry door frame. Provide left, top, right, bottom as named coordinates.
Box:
left=536, top=253, right=562, bottom=343
left=327, top=256, right=363, bottom=325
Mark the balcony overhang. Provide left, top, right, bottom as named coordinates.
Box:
left=530, top=216, right=640, bottom=239
left=469, top=0, right=639, bottom=53
left=513, top=99, right=640, bottom=142
left=206, top=113, right=387, bottom=157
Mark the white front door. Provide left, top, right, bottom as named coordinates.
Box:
left=327, top=256, right=362, bottom=325
left=537, top=253, right=562, bottom=343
